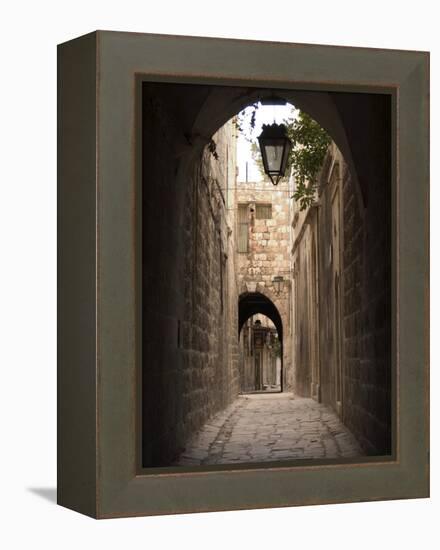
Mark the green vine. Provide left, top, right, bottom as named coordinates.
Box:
left=286, top=111, right=331, bottom=210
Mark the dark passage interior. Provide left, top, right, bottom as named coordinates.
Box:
left=238, top=293, right=283, bottom=393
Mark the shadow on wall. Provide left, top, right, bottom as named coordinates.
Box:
left=238, top=292, right=284, bottom=392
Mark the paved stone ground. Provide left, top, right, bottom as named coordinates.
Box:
left=175, top=393, right=364, bottom=465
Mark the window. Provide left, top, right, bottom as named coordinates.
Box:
left=237, top=204, right=249, bottom=253
left=256, top=203, right=272, bottom=219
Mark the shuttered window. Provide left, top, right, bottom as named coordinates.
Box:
left=237, top=204, right=249, bottom=253
left=256, top=203, right=272, bottom=219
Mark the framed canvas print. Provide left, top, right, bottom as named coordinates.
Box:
left=57, top=31, right=429, bottom=518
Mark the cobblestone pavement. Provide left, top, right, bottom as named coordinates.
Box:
left=175, top=393, right=364, bottom=465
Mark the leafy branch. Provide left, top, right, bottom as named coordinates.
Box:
left=233, top=103, right=259, bottom=142
left=286, top=111, right=331, bottom=210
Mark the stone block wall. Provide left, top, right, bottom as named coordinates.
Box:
left=181, top=121, right=241, bottom=441
left=236, top=179, right=292, bottom=389
left=291, top=219, right=317, bottom=398
left=342, top=161, right=392, bottom=455
left=141, top=87, right=240, bottom=466
left=334, top=91, right=392, bottom=455
left=316, top=157, right=343, bottom=412
left=291, top=141, right=391, bottom=455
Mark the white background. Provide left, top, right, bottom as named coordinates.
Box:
left=0, top=1, right=437, bottom=547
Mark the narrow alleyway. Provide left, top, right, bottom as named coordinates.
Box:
left=139, top=83, right=392, bottom=467
left=175, top=393, right=363, bottom=466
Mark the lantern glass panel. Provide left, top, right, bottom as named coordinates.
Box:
left=265, top=143, right=285, bottom=172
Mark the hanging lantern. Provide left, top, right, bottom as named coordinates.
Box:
left=257, top=123, right=292, bottom=186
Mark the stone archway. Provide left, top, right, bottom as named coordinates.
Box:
left=142, top=79, right=390, bottom=224
left=140, top=80, right=392, bottom=463
left=182, top=87, right=365, bottom=216
left=239, top=291, right=283, bottom=338
left=238, top=291, right=284, bottom=392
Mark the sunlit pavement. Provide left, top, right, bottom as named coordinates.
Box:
left=175, top=393, right=364, bottom=465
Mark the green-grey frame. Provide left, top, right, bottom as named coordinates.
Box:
left=57, top=30, right=429, bottom=519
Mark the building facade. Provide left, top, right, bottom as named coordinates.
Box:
left=235, top=177, right=293, bottom=391
left=290, top=142, right=391, bottom=455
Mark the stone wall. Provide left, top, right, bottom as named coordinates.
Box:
left=291, top=215, right=318, bottom=398
left=141, top=87, right=240, bottom=467
left=342, top=158, right=392, bottom=455
left=291, top=141, right=391, bottom=455
left=235, top=179, right=292, bottom=389
left=181, top=121, right=241, bottom=441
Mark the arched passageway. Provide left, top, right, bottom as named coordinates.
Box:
left=140, top=79, right=392, bottom=467
left=239, top=292, right=283, bottom=340
left=238, top=293, right=284, bottom=393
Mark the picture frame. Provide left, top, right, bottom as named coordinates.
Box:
left=57, top=30, right=429, bottom=518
